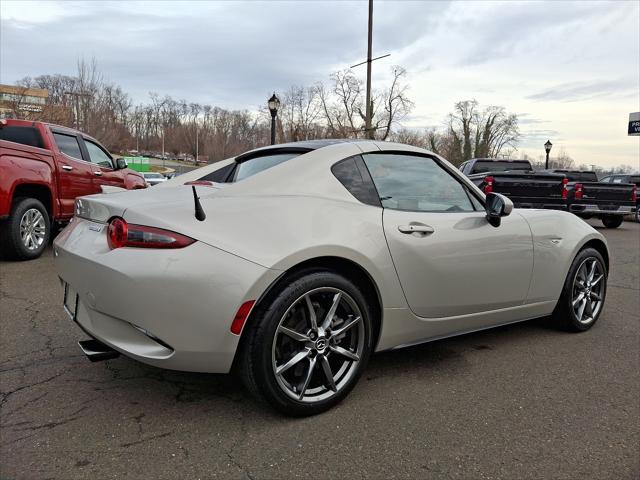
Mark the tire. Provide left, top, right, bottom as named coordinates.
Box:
left=552, top=247, right=607, bottom=332
left=0, top=197, right=50, bottom=260
left=601, top=215, right=623, bottom=228
left=238, top=269, right=373, bottom=416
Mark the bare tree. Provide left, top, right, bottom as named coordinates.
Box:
left=443, top=100, right=520, bottom=165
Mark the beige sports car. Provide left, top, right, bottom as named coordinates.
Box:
left=54, top=140, right=609, bottom=416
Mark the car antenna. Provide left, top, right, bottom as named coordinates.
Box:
left=191, top=186, right=206, bottom=221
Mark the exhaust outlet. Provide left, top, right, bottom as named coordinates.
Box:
left=78, top=339, right=120, bottom=362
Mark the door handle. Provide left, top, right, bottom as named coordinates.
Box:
left=398, top=224, right=434, bottom=234
left=62, top=165, right=73, bottom=171
left=93, top=171, right=103, bottom=176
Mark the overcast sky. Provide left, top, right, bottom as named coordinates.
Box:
left=1, top=0, right=638, bottom=168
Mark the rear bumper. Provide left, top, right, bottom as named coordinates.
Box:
left=54, top=217, right=281, bottom=373
left=569, top=204, right=635, bottom=216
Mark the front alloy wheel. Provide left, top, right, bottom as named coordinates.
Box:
left=239, top=270, right=373, bottom=416
left=553, top=247, right=607, bottom=331
left=571, top=257, right=605, bottom=324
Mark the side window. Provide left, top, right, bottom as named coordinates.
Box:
left=331, top=156, right=381, bottom=207
left=599, top=176, right=612, bottom=183
left=53, top=133, right=83, bottom=160
left=84, top=140, right=113, bottom=168
left=362, top=153, right=475, bottom=212
left=612, top=177, right=624, bottom=183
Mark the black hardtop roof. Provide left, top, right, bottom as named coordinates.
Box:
left=235, top=138, right=376, bottom=162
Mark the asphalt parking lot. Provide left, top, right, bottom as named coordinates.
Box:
left=1, top=220, right=638, bottom=479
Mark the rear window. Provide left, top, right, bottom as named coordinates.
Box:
left=472, top=161, right=531, bottom=173
left=0, top=125, right=45, bottom=149
left=561, top=171, right=598, bottom=182
left=234, top=153, right=300, bottom=181
left=199, top=152, right=303, bottom=183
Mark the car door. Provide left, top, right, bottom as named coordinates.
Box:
left=362, top=152, right=534, bottom=318
left=51, top=131, right=96, bottom=218
left=81, top=138, right=124, bottom=189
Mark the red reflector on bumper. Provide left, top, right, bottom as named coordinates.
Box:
left=230, top=300, right=256, bottom=335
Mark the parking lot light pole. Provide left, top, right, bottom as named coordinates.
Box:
left=544, top=140, right=553, bottom=169
left=268, top=93, right=280, bottom=145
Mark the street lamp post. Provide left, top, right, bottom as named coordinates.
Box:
left=268, top=93, right=280, bottom=145
left=544, top=140, right=553, bottom=169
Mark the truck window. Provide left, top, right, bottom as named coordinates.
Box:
left=53, top=133, right=83, bottom=160
left=471, top=160, right=531, bottom=174
left=84, top=139, right=113, bottom=169
left=0, top=125, right=45, bottom=149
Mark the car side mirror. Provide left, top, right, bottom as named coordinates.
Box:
left=116, top=158, right=128, bottom=170
left=485, top=192, right=513, bottom=227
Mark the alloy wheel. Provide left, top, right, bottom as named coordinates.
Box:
left=271, top=287, right=365, bottom=403
left=572, top=257, right=605, bottom=324
left=19, top=208, right=47, bottom=251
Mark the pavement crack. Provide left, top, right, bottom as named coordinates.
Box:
left=120, top=431, right=172, bottom=448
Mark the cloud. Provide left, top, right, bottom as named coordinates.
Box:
left=526, top=79, right=636, bottom=102
left=0, top=1, right=450, bottom=108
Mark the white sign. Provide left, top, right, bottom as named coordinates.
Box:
left=629, top=112, right=640, bottom=136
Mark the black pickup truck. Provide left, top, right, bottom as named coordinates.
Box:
left=461, top=159, right=637, bottom=228
left=599, top=173, right=640, bottom=222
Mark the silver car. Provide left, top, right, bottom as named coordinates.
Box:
left=54, top=140, right=609, bottom=416
left=141, top=171, right=167, bottom=186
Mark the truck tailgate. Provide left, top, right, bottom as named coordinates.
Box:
left=579, top=182, right=635, bottom=202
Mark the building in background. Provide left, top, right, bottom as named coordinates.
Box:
left=0, top=84, right=49, bottom=119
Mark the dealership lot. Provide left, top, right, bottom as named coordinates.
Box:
left=1, top=221, right=638, bottom=479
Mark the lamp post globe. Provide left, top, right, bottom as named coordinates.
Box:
left=544, top=140, right=553, bottom=169
left=268, top=93, right=280, bottom=145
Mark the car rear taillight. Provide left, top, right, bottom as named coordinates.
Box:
left=574, top=183, right=583, bottom=200
left=107, top=217, right=195, bottom=250
left=561, top=177, right=569, bottom=200
left=632, top=185, right=637, bottom=202
left=483, top=176, right=494, bottom=194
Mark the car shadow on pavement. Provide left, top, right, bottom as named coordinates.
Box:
left=89, top=315, right=557, bottom=416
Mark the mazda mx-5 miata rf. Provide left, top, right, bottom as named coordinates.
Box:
left=54, top=140, right=609, bottom=416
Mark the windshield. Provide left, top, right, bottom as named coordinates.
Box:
left=144, top=173, right=163, bottom=179
left=234, top=153, right=301, bottom=181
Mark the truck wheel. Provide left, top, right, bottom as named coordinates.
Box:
left=601, top=215, right=623, bottom=229
left=0, top=197, right=50, bottom=260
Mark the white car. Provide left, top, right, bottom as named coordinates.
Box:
left=54, top=140, right=609, bottom=416
left=141, top=171, right=167, bottom=186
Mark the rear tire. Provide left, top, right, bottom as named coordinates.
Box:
left=601, top=215, right=623, bottom=228
left=238, top=270, right=373, bottom=416
left=552, top=247, right=607, bottom=332
left=0, top=197, right=50, bottom=260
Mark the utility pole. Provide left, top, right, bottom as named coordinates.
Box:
left=350, top=0, right=389, bottom=139
left=364, top=0, right=373, bottom=139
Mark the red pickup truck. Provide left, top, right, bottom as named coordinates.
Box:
left=0, top=119, right=146, bottom=260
